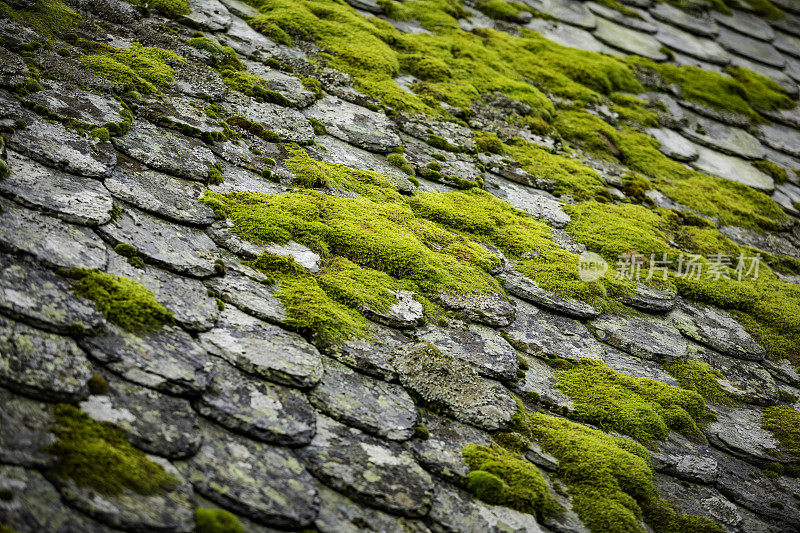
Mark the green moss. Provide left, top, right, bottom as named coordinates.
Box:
left=68, top=269, right=173, bottom=333
left=79, top=42, right=184, bottom=94
left=0, top=524, right=17, bottom=533
left=87, top=374, right=109, bottom=395
left=0, top=159, right=8, bottom=180
left=274, top=272, right=370, bottom=347
left=128, top=0, right=190, bottom=17
left=317, top=256, right=406, bottom=312
left=475, top=0, right=530, bottom=22
left=387, top=152, right=415, bottom=176
left=752, top=159, right=789, bottom=185
left=90, top=127, right=110, bottom=141
left=48, top=404, right=177, bottom=496
left=630, top=59, right=793, bottom=121
left=675, top=273, right=800, bottom=361
left=553, top=359, right=715, bottom=444
left=195, top=508, right=244, bottom=533
left=187, top=37, right=245, bottom=71
left=474, top=131, right=504, bottom=154
left=503, top=409, right=723, bottom=533
left=462, top=442, right=558, bottom=519
left=308, top=118, right=327, bottom=135
left=222, top=70, right=294, bottom=106
left=227, top=116, right=281, bottom=143
left=663, top=360, right=736, bottom=406
left=504, top=137, right=609, bottom=200
left=0, top=0, right=77, bottom=38
left=762, top=406, right=800, bottom=461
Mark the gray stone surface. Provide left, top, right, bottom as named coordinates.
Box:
left=244, top=60, right=317, bottom=108
left=234, top=98, right=314, bottom=143
left=199, top=306, right=323, bottom=389
left=504, top=297, right=606, bottom=360
left=692, top=345, right=779, bottom=405
left=586, top=2, right=657, bottom=33
left=105, top=157, right=215, bottom=226
left=774, top=30, right=800, bottom=59
left=655, top=474, right=745, bottom=532
left=0, top=253, right=105, bottom=335
left=81, top=323, right=212, bottom=396
left=619, top=283, right=676, bottom=312
left=314, top=482, right=430, bottom=533
left=0, top=47, right=29, bottom=88
left=594, top=17, right=667, bottom=60
left=651, top=433, right=718, bottom=484
left=196, top=358, right=316, bottom=445
left=185, top=420, right=319, bottom=528
left=297, top=414, right=434, bottom=517
left=435, top=290, right=516, bottom=327
left=308, top=134, right=415, bottom=193
left=515, top=355, right=574, bottom=413
left=718, top=26, right=785, bottom=68
left=112, top=120, right=217, bottom=182
left=393, top=343, right=517, bottom=431
left=680, top=111, right=765, bottom=160
left=361, top=289, right=424, bottom=329
left=706, top=406, right=793, bottom=464
left=0, top=315, right=92, bottom=402
left=712, top=8, right=774, bottom=41
left=8, top=116, right=116, bottom=178
left=205, top=268, right=286, bottom=325
left=0, top=466, right=115, bottom=533
left=522, top=0, right=597, bottom=29
left=1, top=150, right=114, bottom=225
left=51, top=455, right=195, bottom=533
left=730, top=54, right=798, bottom=96
left=79, top=372, right=202, bottom=459
left=589, top=313, right=688, bottom=361
left=328, top=321, right=409, bottom=381
left=650, top=2, right=718, bottom=37
left=309, top=358, right=417, bottom=440
left=96, top=205, right=219, bottom=277
left=303, top=96, right=400, bottom=152
left=527, top=18, right=606, bottom=52
left=429, top=484, right=546, bottom=533
left=0, top=199, right=108, bottom=270
left=758, top=122, right=800, bottom=158
left=417, top=320, right=519, bottom=381
left=27, top=80, right=124, bottom=126
left=646, top=127, right=698, bottom=162
left=669, top=300, right=766, bottom=361
left=106, top=254, right=220, bottom=332
left=484, top=173, right=571, bottom=228
left=0, top=388, right=56, bottom=469
left=652, top=20, right=731, bottom=65
left=185, top=0, right=233, bottom=31
left=690, top=145, right=775, bottom=192
left=499, top=268, right=601, bottom=319
left=407, top=411, right=492, bottom=485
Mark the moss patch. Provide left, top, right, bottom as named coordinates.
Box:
left=762, top=406, right=800, bottom=461
left=663, top=360, right=736, bottom=406
left=68, top=270, right=173, bottom=334
left=48, top=404, right=177, bottom=496
left=195, top=508, right=244, bottom=533
left=462, top=442, right=558, bottom=519
left=501, top=409, right=723, bottom=533
left=79, top=42, right=184, bottom=94
left=552, top=359, right=715, bottom=444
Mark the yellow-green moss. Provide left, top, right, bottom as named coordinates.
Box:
left=195, top=508, right=244, bottom=533
left=752, top=159, right=789, bottom=185
left=462, top=442, right=558, bottom=519
left=552, top=359, right=715, bottom=444
left=68, top=270, right=173, bottom=333
left=128, top=0, right=190, bottom=17
left=317, top=256, right=407, bottom=312
left=79, top=42, right=184, bottom=94
left=630, top=59, right=793, bottom=121
left=663, top=360, right=737, bottom=406
left=386, top=152, right=415, bottom=176
left=762, top=406, right=800, bottom=461
left=502, top=409, right=723, bottom=533
left=48, top=404, right=177, bottom=495
left=0, top=0, right=77, bottom=38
